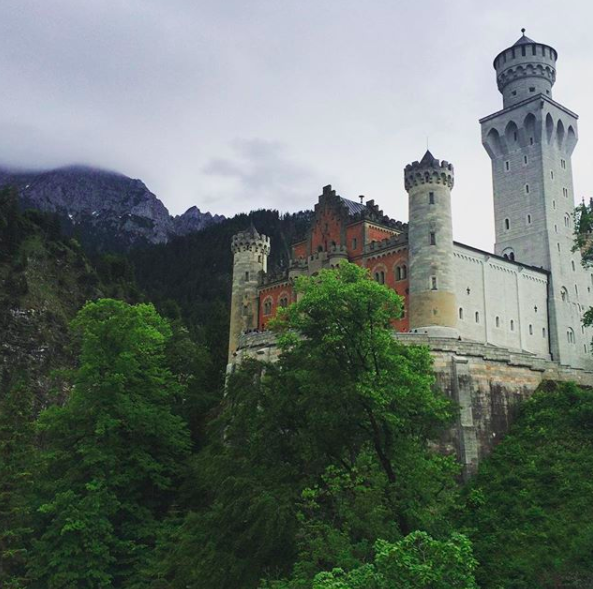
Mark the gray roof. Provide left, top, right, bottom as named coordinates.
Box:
left=513, top=32, right=535, bottom=46
left=340, top=197, right=367, bottom=216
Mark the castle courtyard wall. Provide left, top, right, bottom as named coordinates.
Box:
left=230, top=331, right=593, bottom=477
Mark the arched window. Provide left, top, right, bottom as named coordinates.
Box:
left=402, top=265, right=407, bottom=279
left=396, top=266, right=402, bottom=281
left=502, top=247, right=515, bottom=261
left=567, top=328, right=575, bottom=344
left=565, top=214, right=571, bottom=228
left=278, top=292, right=289, bottom=308
left=560, top=287, right=568, bottom=302
left=263, top=297, right=273, bottom=315
left=373, top=266, right=386, bottom=285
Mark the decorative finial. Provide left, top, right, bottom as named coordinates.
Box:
left=521, top=27, right=526, bottom=35
left=359, top=195, right=364, bottom=204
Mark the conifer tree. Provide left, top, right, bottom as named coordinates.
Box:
left=0, top=376, right=35, bottom=589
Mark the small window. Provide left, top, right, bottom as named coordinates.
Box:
left=551, top=170, right=554, bottom=179
left=510, top=319, right=515, bottom=331
left=575, top=284, right=578, bottom=296
left=557, top=243, right=561, bottom=252
left=459, top=307, right=464, bottom=320
left=431, top=276, right=437, bottom=290
left=429, top=191, right=435, bottom=204
left=352, top=237, right=358, bottom=250
left=512, top=90, right=517, bottom=96
left=505, top=161, right=510, bottom=171
left=402, top=265, right=407, bottom=279
left=527, top=214, right=532, bottom=224
left=475, top=311, right=480, bottom=323
left=525, top=184, right=530, bottom=194
left=542, top=327, right=546, bottom=338
left=430, top=232, right=436, bottom=246
left=572, top=260, right=576, bottom=271
left=553, top=199, right=556, bottom=209
left=529, top=86, right=535, bottom=92
left=522, top=46, right=527, bottom=57
left=504, top=218, right=510, bottom=231
left=245, top=271, right=250, bottom=281
left=561, top=159, right=566, bottom=169
left=495, top=316, right=500, bottom=328
left=524, top=155, right=528, bottom=164
left=554, top=224, right=558, bottom=233
left=529, top=324, right=533, bottom=335
left=396, top=266, right=402, bottom=281
left=530, top=137, right=534, bottom=145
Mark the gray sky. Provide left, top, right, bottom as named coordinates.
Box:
left=1, top=0, right=592, bottom=250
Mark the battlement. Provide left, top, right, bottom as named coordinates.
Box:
left=404, top=150, right=454, bottom=190
left=364, top=232, right=408, bottom=254
left=231, top=227, right=271, bottom=255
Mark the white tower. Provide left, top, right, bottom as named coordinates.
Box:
left=405, top=151, right=458, bottom=337
left=228, top=224, right=270, bottom=362
left=480, top=30, right=592, bottom=368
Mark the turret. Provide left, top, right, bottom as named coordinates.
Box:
left=405, top=150, right=457, bottom=337
left=228, top=224, right=270, bottom=361
left=494, top=29, right=557, bottom=109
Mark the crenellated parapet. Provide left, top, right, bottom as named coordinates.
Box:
left=404, top=152, right=454, bottom=190
left=231, top=226, right=271, bottom=255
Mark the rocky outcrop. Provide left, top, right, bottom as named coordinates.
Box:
left=0, top=166, right=223, bottom=252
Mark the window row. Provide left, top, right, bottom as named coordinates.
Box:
left=262, top=294, right=291, bottom=315
left=372, top=264, right=408, bottom=284
left=458, top=308, right=546, bottom=336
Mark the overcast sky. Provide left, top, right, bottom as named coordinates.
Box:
left=1, top=0, right=592, bottom=250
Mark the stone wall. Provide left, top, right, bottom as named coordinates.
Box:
left=230, top=331, right=593, bottom=478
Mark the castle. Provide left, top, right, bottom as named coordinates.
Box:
left=227, top=32, right=593, bottom=474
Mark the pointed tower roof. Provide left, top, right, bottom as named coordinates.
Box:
left=246, top=220, right=260, bottom=238
left=420, top=150, right=438, bottom=166
left=513, top=28, right=535, bottom=45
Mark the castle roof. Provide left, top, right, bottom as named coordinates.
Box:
left=339, top=196, right=367, bottom=217
left=420, top=149, right=438, bottom=166
left=513, top=31, right=535, bottom=46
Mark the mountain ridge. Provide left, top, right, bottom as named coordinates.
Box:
left=0, top=164, right=224, bottom=252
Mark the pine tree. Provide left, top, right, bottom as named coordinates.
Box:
left=0, top=376, right=36, bottom=588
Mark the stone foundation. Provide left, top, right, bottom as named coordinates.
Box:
left=230, top=332, right=593, bottom=477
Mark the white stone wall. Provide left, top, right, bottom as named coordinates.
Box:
left=453, top=244, right=550, bottom=358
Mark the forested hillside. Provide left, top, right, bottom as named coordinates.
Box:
left=1, top=183, right=592, bottom=588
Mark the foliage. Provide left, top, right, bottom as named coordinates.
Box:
left=458, top=381, right=593, bottom=589
left=27, top=300, right=191, bottom=588
left=265, top=531, right=478, bottom=589
left=0, top=376, right=36, bottom=588
left=150, top=263, right=458, bottom=588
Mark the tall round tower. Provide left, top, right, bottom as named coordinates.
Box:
left=494, top=29, right=557, bottom=109
left=405, top=150, right=457, bottom=337
left=228, top=224, right=270, bottom=361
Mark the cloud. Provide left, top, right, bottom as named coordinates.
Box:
left=202, top=138, right=322, bottom=211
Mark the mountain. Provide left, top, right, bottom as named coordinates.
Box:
left=0, top=165, right=224, bottom=252
left=0, top=187, right=140, bottom=405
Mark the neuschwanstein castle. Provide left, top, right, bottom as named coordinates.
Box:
left=228, top=30, right=593, bottom=383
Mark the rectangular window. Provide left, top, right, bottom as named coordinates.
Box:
left=525, top=184, right=530, bottom=194
left=505, top=161, right=510, bottom=171
left=430, top=232, right=436, bottom=246
left=352, top=237, right=357, bottom=250
left=524, top=155, right=528, bottom=164
left=530, top=137, right=534, bottom=145
left=245, top=271, right=250, bottom=281
left=431, top=276, right=437, bottom=290
left=429, top=191, right=435, bottom=204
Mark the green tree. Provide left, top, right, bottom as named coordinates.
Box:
left=267, top=531, right=478, bottom=589
left=458, top=381, right=593, bottom=589
left=152, top=263, right=457, bottom=588
left=0, top=377, right=36, bottom=588
left=28, top=299, right=191, bottom=589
